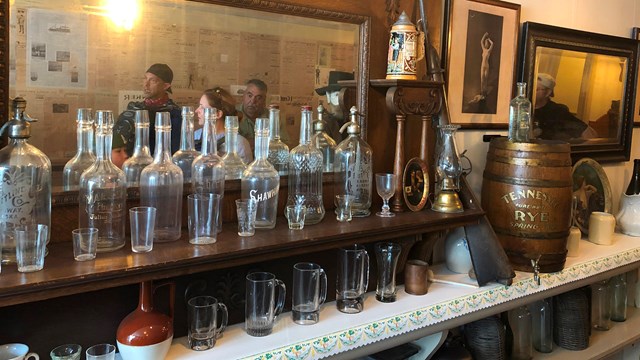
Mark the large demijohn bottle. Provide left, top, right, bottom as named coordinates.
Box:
left=172, top=106, right=200, bottom=182
left=287, top=106, right=324, bottom=225
left=79, top=110, right=126, bottom=252
left=63, top=108, right=96, bottom=190
left=222, top=115, right=246, bottom=180
left=311, top=104, right=336, bottom=173
left=508, top=82, right=532, bottom=142
left=123, top=110, right=154, bottom=187
left=334, top=106, right=372, bottom=217
left=0, top=97, right=51, bottom=263
left=242, top=117, right=279, bottom=229
left=140, top=112, right=184, bottom=242
left=267, top=105, right=289, bottom=176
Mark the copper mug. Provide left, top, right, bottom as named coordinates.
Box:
left=404, top=259, right=430, bottom=295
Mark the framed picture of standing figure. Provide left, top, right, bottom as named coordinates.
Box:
left=442, top=0, right=521, bottom=128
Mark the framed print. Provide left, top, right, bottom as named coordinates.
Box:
left=632, top=27, right=640, bottom=127
left=572, top=158, right=612, bottom=235
left=442, top=0, right=520, bottom=129
left=403, top=157, right=429, bottom=211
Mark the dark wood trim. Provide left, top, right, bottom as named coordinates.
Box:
left=0, top=0, right=7, bottom=149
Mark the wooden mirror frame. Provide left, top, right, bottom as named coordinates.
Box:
left=518, top=22, right=638, bottom=163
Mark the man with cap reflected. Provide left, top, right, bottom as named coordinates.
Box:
left=315, top=70, right=354, bottom=142
left=115, top=63, right=182, bottom=156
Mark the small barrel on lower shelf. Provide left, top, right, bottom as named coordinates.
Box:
left=481, top=138, right=573, bottom=273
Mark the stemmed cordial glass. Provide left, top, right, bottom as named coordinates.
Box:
left=375, top=173, right=396, bottom=217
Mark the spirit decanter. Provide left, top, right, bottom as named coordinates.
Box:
left=172, top=106, right=200, bottom=182
left=222, top=115, right=246, bottom=180
left=123, top=110, right=153, bottom=187
left=267, top=105, right=289, bottom=176
left=63, top=108, right=96, bottom=190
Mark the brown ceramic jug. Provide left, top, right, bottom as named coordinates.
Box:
left=117, top=280, right=175, bottom=360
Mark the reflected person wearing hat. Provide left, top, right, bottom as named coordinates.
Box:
left=111, top=124, right=130, bottom=169
left=115, top=63, right=182, bottom=156
left=315, top=71, right=354, bottom=141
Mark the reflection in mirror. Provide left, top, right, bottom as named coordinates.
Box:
left=10, top=0, right=360, bottom=180
left=533, top=47, right=625, bottom=142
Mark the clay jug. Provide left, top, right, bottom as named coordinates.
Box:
left=117, top=280, right=175, bottom=360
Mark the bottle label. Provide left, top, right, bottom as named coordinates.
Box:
left=83, top=188, right=125, bottom=223
left=0, top=168, right=36, bottom=224
left=250, top=186, right=279, bottom=202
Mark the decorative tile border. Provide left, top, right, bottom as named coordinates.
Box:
left=244, top=247, right=640, bottom=360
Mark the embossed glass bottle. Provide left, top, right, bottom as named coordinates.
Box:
left=311, top=104, right=336, bottom=173
left=79, top=110, right=126, bottom=252
left=287, top=106, right=324, bottom=225
left=140, top=112, right=184, bottom=242
left=123, top=110, right=153, bottom=187
left=222, top=115, right=246, bottom=180
left=267, top=105, right=289, bottom=175
left=63, top=108, right=95, bottom=190
left=610, top=274, right=628, bottom=322
left=334, top=106, right=372, bottom=217
left=172, top=106, right=200, bottom=182
left=0, top=97, right=52, bottom=263
left=508, top=82, right=532, bottom=142
left=529, top=298, right=553, bottom=353
left=242, top=118, right=279, bottom=229
left=508, top=305, right=533, bottom=360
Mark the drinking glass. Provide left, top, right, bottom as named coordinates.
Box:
left=72, top=228, right=98, bottom=261
left=236, top=199, right=257, bottom=236
left=187, top=296, right=228, bottom=351
left=50, top=344, right=82, bottom=360
left=15, top=224, right=48, bottom=273
left=375, top=173, right=396, bottom=217
left=85, top=344, right=115, bottom=360
left=286, top=204, right=306, bottom=230
left=335, top=195, right=353, bottom=222
left=245, top=272, right=286, bottom=336
left=188, top=193, right=221, bottom=245
left=374, top=242, right=401, bottom=302
left=292, top=262, right=327, bottom=325
left=129, top=206, right=156, bottom=252
left=336, top=245, right=369, bottom=313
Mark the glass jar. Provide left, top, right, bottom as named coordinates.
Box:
left=79, top=110, right=126, bottom=252
left=529, top=298, right=553, bottom=353
left=334, top=106, right=372, bottom=217
left=123, top=110, right=154, bottom=187
left=508, top=82, right=532, bottom=142
left=610, top=274, right=628, bottom=322
left=140, top=112, right=184, bottom=242
left=222, top=115, right=246, bottom=180
left=172, top=106, right=200, bottom=182
left=242, top=117, right=280, bottom=229
left=267, top=105, right=289, bottom=176
left=63, top=108, right=96, bottom=190
left=592, top=279, right=611, bottom=330
left=311, top=104, right=336, bottom=173
left=508, top=305, right=532, bottom=360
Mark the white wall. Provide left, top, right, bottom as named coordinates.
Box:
left=458, top=0, right=640, bottom=213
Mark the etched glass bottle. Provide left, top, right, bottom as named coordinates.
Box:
left=172, top=106, right=200, bottom=182
left=508, top=82, right=532, bottom=142
left=287, top=106, right=324, bottom=225
left=0, top=97, right=52, bottom=263
left=334, top=106, right=372, bottom=217
left=529, top=298, right=553, bottom=353
left=192, top=107, right=225, bottom=231
left=122, top=110, right=153, bottom=187
left=140, top=112, right=184, bottom=242
left=242, top=118, right=279, bottom=229
left=79, top=110, right=126, bottom=252
left=222, top=115, right=246, bottom=180
left=311, top=104, right=336, bottom=173
left=610, top=274, right=628, bottom=322
left=508, top=305, right=533, bottom=360
left=267, top=105, right=289, bottom=176
left=63, top=108, right=95, bottom=190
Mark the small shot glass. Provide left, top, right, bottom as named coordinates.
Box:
left=286, top=204, right=306, bottom=230
left=236, top=199, right=257, bottom=237
left=335, top=195, right=353, bottom=222
left=72, top=228, right=98, bottom=261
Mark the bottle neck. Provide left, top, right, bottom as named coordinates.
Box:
left=201, top=117, right=217, bottom=156
left=76, top=123, right=94, bottom=155
left=225, top=128, right=239, bottom=154
left=133, top=124, right=151, bottom=156
left=95, top=127, right=113, bottom=161
left=179, top=115, right=196, bottom=151
left=269, top=109, right=280, bottom=140
left=153, top=126, right=173, bottom=163
left=299, top=110, right=312, bottom=145
left=255, top=130, right=269, bottom=160
left=517, top=83, right=527, bottom=97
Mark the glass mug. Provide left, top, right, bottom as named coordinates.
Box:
left=245, top=272, right=286, bottom=337
left=292, top=262, right=327, bottom=325
left=336, top=245, right=370, bottom=313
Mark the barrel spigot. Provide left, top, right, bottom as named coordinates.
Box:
left=529, top=254, right=541, bottom=285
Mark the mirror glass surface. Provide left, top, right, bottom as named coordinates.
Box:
left=9, top=0, right=359, bottom=171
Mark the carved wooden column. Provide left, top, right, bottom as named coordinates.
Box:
left=370, top=79, right=442, bottom=212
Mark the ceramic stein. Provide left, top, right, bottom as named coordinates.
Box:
left=616, top=193, right=640, bottom=236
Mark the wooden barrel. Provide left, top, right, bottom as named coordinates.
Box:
left=482, top=138, right=573, bottom=273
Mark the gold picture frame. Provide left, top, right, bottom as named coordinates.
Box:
left=403, top=157, right=429, bottom=212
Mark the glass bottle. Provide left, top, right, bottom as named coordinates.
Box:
left=508, top=305, right=532, bottom=360
left=122, top=110, right=154, bottom=187
left=0, top=97, right=52, bottom=263
left=140, top=112, right=184, bottom=242
left=508, top=82, right=532, bottom=142
left=334, top=106, right=372, bottom=217
left=192, top=107, right=225, bottom=231
left=529, top=298, right=553, bottom=353
left=311, top=104, right=337, bottom=173
left=172, top=106, right=200, bottom=182
left=267, top=105, right=289, bottom=176
left=287, top=106, right=325, bottom=225
left=222, top=115, right=246, bottom=180
left=592, top=279, right=611, bottom=330
left=242, top=117, right=279, bottom=229
left=79, top=110, right=126, bottom=252
left=63, top=108, right=96, bottom=190
left=610, top=274, right=628, bottom=322
left=625, top=159, right=640, bottom=195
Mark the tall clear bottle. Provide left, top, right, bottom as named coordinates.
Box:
left=79, top=110, right=126, bottom=252
left=508, top=82, right=532, bottom=142
left=122, top=110, right=153, bottom=187
left=140, top=112, right=184, bottom=242
left=172, top=106, right=200, bottom=182
left=610, top=274, right=628, bottom=322
left=192, top=107, right=225, bottom=231
left=242, top=117, right=279, bottom=229
left=508, top=305, right=533, bottom=360
left=63, top=108, right=95, bottom=190
left=287, top=106, right=324, bottom=225
left=311, top=104, right=337, bottom=173
left=529, top=298, right=553, bottom=353
left=592, top=279, right=611, bottom=330
left=334, top=106, right=372, bottom=217
left=0, top=97, right=51, bottom=263
left=267, top=105, right=289, bottom=176
left=222, top=115, right=246, bottom=180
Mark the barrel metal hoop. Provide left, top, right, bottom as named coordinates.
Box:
left=483, top=171, right=572, bottom=187
left=493, top=229, right=570, bottom=239
left=485, top=152, right=572, bottom=167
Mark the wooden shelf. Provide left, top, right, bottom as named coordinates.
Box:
left=0, top=207, right=483, bottom=307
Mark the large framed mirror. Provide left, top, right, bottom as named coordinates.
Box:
left=0, top=0, right=370, bottom=187
left=519, top=22, right=637, bottom=163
